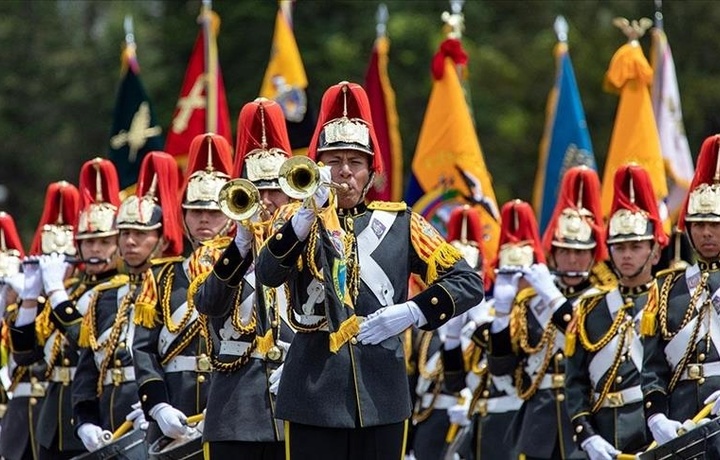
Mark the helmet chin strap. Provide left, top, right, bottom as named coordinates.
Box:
left=357, top=171, right=375, bottom=205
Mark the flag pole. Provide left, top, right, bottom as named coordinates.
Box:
left=375, top=4, right=388, bottom=39
left=554, top=15, right=568, bottom=43
left=123, top=15, right=137, bottom=71
left=201, top=0, right=217, bottom=134
left=654, top=0, right=664, bottom=30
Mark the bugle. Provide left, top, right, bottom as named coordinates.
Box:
left=218, top=178, right=262, bottom=222
left=278, top=156, right=348, bottom=200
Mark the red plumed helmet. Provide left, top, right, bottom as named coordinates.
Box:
left=76, top=157, right=121, bottom=240
left=308, top=81, right=384, bottom=174
left=116, top=151, right=183, bottom=257
left=446, top=204, right=485, bottom=271
left=30, top=181, right=81, bottom=256
left=0, top=212, right=24, bottom=278
left=182, top=133, right=234, bottom=210
left=679, top=134, right=720, bottom=229
left=494, top=199, right=545, bottom=270
left=234, top=98, right=292, bottom=189
left=607, top=164, right=668, bottom=247
left=542, top=166, right=607, bottom=261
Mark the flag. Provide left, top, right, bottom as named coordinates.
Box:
left=108, top=44, right=164, bottom=192
left=405, top=38, right=500, bottom=259
left=651, top=27, right=694, bottom=222
left=533, top=41, right=596, bottom=232
left=259, top=1, right=314, bottom=154
left=364, top=35, right=403, bottom=202
left=600, top=42, right=668, bottom=222
left=165, top=7, right=232, bottom=167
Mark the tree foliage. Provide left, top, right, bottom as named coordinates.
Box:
left=0, top=0, right=717, bottom=243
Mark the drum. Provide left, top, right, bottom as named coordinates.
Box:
left=639, top=418, right=720, bottom=460
left=70, top=429, right=147, bottom=460
left=148, top=430, right=203, bottom=460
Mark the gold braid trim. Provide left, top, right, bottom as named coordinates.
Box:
left=133, top=269, right=159, bottom=328
left=160, top=320, right=201, bottom=366
left=668, top=303, right=706, bottom=392
left=509, top=288, right=536, bottom=353
left=412, top=378, right=443, bottom=424
left=186, top=270, right=211, bottom=317
left=8, top=366, right=26, bottom=392
left=329, top=315, right=360, bottom=353
left=35, top=303, right=55, bottom=346
left=514, top=295, right=557, bottom=400
left=659, top=271, right=706, bottom=340
left=159, top=263, right=194, bottom=333
left=200, top=315, right=258, bottom=373
left=589, top=261, right=618, bottom=288
left=417, top=331, right=443, bottom=380
left=403, top=329, right=415, bottom=374
left=95, top=289, right=135, bottom=396
left=577, top=295, right=631, bottom=352
left=591, top=321, right=631, bottom=413
left=426, top=242, right=463, bottom=285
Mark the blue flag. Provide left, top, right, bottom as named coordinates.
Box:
left=533, top=42, right=596, bottom=231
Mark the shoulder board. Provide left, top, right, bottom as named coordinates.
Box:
left=150, top=256, right=185, bottom=266
left=95, top=274, right=130, bottom=292
left=64, top=277, right=80, bottom=289
left=368, top=201, right=407, bottom=212
left=656, top=266, right=686, bottom=278
left=200, top=236, right=232, bottom=251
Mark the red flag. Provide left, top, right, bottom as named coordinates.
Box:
left=165, top=8, right=232, bottom=168
left=364, top=35, right=403, bottom=202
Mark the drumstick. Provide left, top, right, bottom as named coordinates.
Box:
left=643, top=402, right=715, bottom=452
left=111, top=420, right=133, bottom=440
left=185, top=413, right=205, bottom=426
left=615, top=454, right=637, bottom=460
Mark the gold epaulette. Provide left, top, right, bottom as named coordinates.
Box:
left=515, top=287, right=537, bottom=304
left=200, top=236, right=232, bottom=250
left=589, top=261, right=618, bottom=288
left=149, top=256, right=185, bottom=266
left=35, top=303, right=55, bottom=345
left=64, top=277, right=80, bottom=289
left=95, top=274, right=130, bottom=292
left=655, top=266, right=686, bottom=280
left=368, top=201, right=407, bottom=212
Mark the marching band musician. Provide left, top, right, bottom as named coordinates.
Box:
left=194, top=98, right=295, bottom=459
left=131, top=133, right=234, bottom=442
left=255, top=81, right=484, bottom=460
left=0, top=210, right=40, bottom=460
left=14, top=159, right=125, bottom=460
left=643, top=134, right=720, bottom=448
left=488, top=190, right=607, bottom=460
left=71, top=151, right=183, bottom=451
left=565, top=164, right=666, bottom=459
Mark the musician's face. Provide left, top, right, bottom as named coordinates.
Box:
left=259, top=188, right=289, bottom=217
left=78, top=235, right=118, bottom=275
left=609, top=240, right=657, bottom=283
left=119, top=229, right=166, bottom=272
left=185, top=209, right=229, bottom=242
left=318, top=149, right=371, bottom=209
left=552, top=247, right=594, bottom=286
left=689, top=221, right=720, bottom=260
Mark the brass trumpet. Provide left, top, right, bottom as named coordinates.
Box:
left=278, top=156, right=349, bottom=200
left=218, top=178, right=262, bottom=222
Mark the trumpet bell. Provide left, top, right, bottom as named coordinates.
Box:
left=278, top=156, right=320, bottom=200
left=218, top=179, right=261, bottom=222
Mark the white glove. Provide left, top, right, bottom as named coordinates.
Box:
left=438, top=313, right=465, bottom=350
left=269, top=363, right=283, bottom=395
left=522, top=264, right=564, bottom=308
left=150, top=403, right=190, bottom=439
left=125, top=402, right=149, bottom=431
left=648, top=413, right=682, bottom=445
left=39, top=253, right=71, bottom=306
left=234, top=224, right=253, bottom=258
left=77, top=423, right=110, bottom=452
left=466, top=302, right=493, bottom=326
left=4, top=272, right=24, bottom=294
left=357, top=301, right=427, bottom=345
left=581, top=435, right=620, bottom=460
left=493, top=272, right=522, bottom=315
left=704, top=389, right=720, bottom=416
left=20, top=256, right=43, bottom=300
left=304, top=166, right=331, bottom=209
left=447, top=397, right=471, bottom=426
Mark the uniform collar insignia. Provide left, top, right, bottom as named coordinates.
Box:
left=619, top=280, right=654, bottom=296
left=559, top=278, right=591, bottom=297
left=698, top=259, right=720, bottom=272
left=338, top=203, right=367, bottom=217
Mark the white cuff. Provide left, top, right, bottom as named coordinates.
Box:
left=49, top=290, right=70, bottom=308
left=15, top=307, right=38, bottom=327
left=149, top=402, right=170, bottom=419
left=291, top=208, right=315, bottom=242
left=407, top=301, right=427, bottom=327
left=490, top=315, right=510, bottom=333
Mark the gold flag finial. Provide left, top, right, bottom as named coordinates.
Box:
left=612, top=17, right=653, bottom=44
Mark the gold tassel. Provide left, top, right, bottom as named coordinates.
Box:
left=78, top=312, right=91, bottom=348
left=133, top=272, right=159, bottom=327
left=329, top=315, right=360, bottom=353
left=255, top=330, right=274, bottom=356
left=426, top=242, right=463, bottom=284
left=35, top=304, right=55, bottom=345
left=186, top=271, right=211, bottom=313
left=565, top=314, right=578, bottom=356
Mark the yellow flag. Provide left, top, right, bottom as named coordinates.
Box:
left=259, top=9, right=308, bottom=99
left=600, top=43, right=668, bottom=220
left=408, top=47, right=500, bottom=260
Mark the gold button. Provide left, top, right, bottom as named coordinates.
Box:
left=30, top=377, right=38, bottom=384
left=482, top=329, right=489, bottom=338
left=699, top=377, right=706, bottom=385
left=699, top=353, right=706, bottom=362
left=350, top=337, right=358, bottom=345
left=199, top=353, right=208, bottom=359
left=65, top=306, right=73, bottom=315
left=625, top=298, right=633, bottom=305
left=620, top=356, right=627, bottom=363
left=222, top=258, right=229, bottom=265
left=142, top=395, right=148, bottom=402
left=562, top=313, right=571, bottom=322
left=555, top=353, right=564, bottom=361
left=114, top=359, right=122, bottom=367
left=119, top=342, right=126, bottom=349
left=38, top=296, right=46, bottom=304
left=557, top=394, right=565, bottom=402
left=431, top=297, right=438, bottom=305
left=271, top=321, right=279, bottom=328
left=645, top=401, right=652, bottom=408
left=575, top=425, right=583, bottom=433
left=29, top=397, right=37, bottom=406
left=197, top=375, right=206, bottom=383
left=573, top=435, right=577, bottom=443
left=615, top=376, right=623, bottom=384
left=347, top=217, right=353, bottom=225
left=482, top=390, right=490, bottom=398
left=275, top=233, right=283, bottom=241
left=63, top=358, right=70, bottom=366
left=439, top=313, right=447, bottom=320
